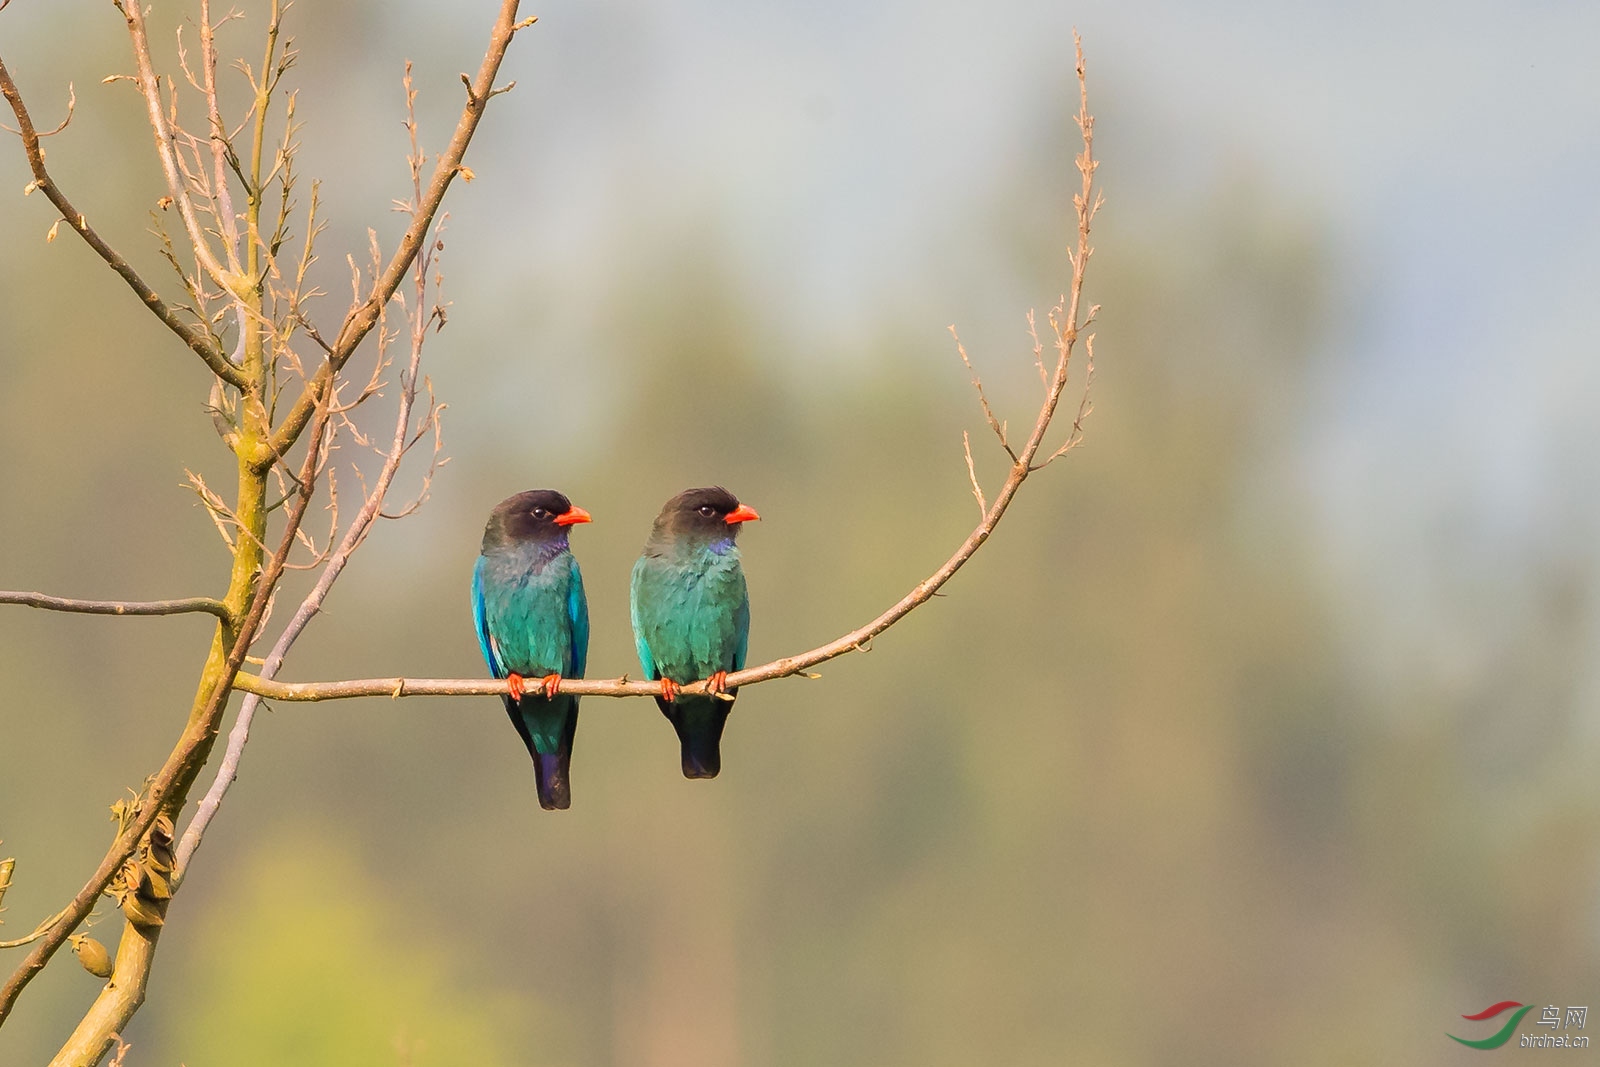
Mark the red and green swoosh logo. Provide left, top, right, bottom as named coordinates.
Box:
left=1448, top=1001, right=1535, bottom=1049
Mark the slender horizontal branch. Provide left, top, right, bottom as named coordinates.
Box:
left=0, top=591, right=230, bottom=620
left=232, top=674, right=646, bottom=700
left=225, top=477, right=1024, bottom=702
left=0, top=54, right=246, bottom=388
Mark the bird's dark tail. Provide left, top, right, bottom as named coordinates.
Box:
left=505, top=695, right=578, bottom=810
left=657, top=696, right=731, bottom=779
left=531, top=750, right=572, bottom=811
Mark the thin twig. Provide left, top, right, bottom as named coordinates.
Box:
left=950, top=325, right=1017, bottom=461
left=0, top=908, right=69, bottom=951
left=263, top=0, right=528, bottom=465
left=1035, top=334, right=1094, bottom=469
left=198, top=0, right=245, bottom=276
left=1027, top=309, right=1048, bottom=387
left=0, top=592, right=230, bottom=621
left=117, top=0, right=237, bottom=299
left=961, top=430, right=987, bottom=517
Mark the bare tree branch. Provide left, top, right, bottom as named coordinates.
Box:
left=176, top=135, right=451, bottom=878
left=0, top=592, right=230, bottom=621
left=1034, top=334, right=1095, bottom=469
left=116, top=0, right=237, bottom=300
left=950, top=324, right=1017, bottom=461
left=0, top=55, right=245, bottom=387
left=197, top=0, right=245, bottom=276
left=262, top=1, right=530, bottom=467
left=2, top=6, right=527, bottom=1052
left=2, top=10, right=1094, bottom=1062
left=0, top=908, right=69, bottom=952
left=0, top=857, right=42, bottom=950
left=5, top=397, right=335, bottom=1053
left=0, top=397, right=332, bottom=1030
left=200, top=31, right=1103, bottom=716
left=962, top=430, right=988, bottom=517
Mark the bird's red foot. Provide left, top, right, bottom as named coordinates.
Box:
left=506, top=673, right=526, bottom=701
left=539, top=672, right=562, bottom=698
left=706, top=670, right=730, bottom=697
left=659, top=678, right=680, bottom=703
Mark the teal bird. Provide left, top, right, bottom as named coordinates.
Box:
left=630, top=487, right=760, bottom=778
left=472, top=490, right=592, bottom=810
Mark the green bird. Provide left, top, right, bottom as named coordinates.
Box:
left=630, top=487, right=760, bottom=778
left=472, top=489, right=592, bottom=810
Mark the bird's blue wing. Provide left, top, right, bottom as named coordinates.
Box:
left=471, top=557, right=505, bottom=679
left=732, top=583, right=750, bottom=672
left=567, top=555, right=589, bottom=679
left=629, top=557, right=659, bottom=681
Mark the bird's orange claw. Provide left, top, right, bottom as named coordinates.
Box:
left=706, top=670, right=730, bottom=697
left=539, top=672, right=562, bottom=698
left=659, top=678, right=680, bottom=703
left=506, top=673, right=526, bottom=701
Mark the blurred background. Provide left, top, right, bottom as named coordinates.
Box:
left=2, top=1, right=1598, bottom=1063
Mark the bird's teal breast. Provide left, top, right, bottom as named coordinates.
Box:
left=481, top=547, right=577, bottom=676
left=635, top=546, right=746, bottom=681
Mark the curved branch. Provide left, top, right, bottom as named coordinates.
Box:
left=216, top=31, right=1103, bottom=714
left=0, top=591, right=230, bottom=621
left=0, top=55, right=246, bottom=388
left=224, top=420, right=1077, bottom=698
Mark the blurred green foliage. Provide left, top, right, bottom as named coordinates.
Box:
left=172, top=832, right=527, bottom=1067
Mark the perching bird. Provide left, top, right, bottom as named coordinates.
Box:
left=630, top=486, right=759, bottom=778
left=472, top=489, right=592, bottom=810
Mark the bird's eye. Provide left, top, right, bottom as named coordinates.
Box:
left=698, top=505, right=716, bottom=517
left=532, top=507, right=549, bottom=519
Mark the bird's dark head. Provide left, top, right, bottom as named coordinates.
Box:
left=482, top=489, right=592, bottom=552
left=649, top=486, right=759, bottom=550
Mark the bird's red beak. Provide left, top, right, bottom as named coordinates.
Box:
left=725, top=504, right=760, bottom=524
left=554, top=506, right=592, bottom=526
